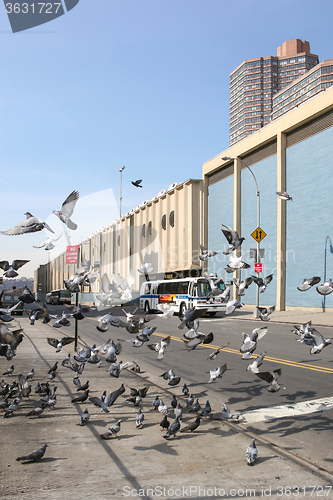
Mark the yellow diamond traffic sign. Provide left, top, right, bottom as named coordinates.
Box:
left=251, top=227, right=267, bottom=243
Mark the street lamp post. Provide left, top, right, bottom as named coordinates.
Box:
left=222, top=156, right=261, bottom=317
left=119, top=166, right=125, bottom=218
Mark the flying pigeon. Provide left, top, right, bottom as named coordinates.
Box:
left=100, top=419, right=122, bottom=439
left=225, top=255, right=250, bottom=273
left=207, top=343, right=229, bottom=360
left=240, top=327, right=267, bottom=359
left=1, top=286, right=35, bottom=304
left=26, top=304, right=50, bottom=325
left=203, top=272, right=228, bottom=298
left=219, top=401, right=240, bottom=420
left=208, top=363, right=227, bottom=383
left=131, top=180, right=142, bottom=188
left=199, top=245, right=218, bottom=261
left=257, top=305, right=275, bottom=321
left=277, top=191, right=292, bottom=201
left=33, top=233, right=63, bottom=250
left=182, top=331, right=214, bottom=350
left=1, top=213, right=54, bottom=236
left=233, top=277, right=254, bottom=296
left=147, top=336, right=171, bottom=360
left=296, top=328, right=332, bottom=354
left=256, top=368, right=281, bottom=392
left=0, top=260, right=29, bottom=278
left=0, top=302, right=23, bottom=322
left=220, top=224, right=245, bottom=255
left=246, top=352, right=266, bottom=373
left=53, top=190, right=79, bottom=230
left=246, top=438, right=258, bottom=465
left=178, top=307, right=209, bottom=330
left=160, top=368, right=181, bottom=386
left=226, top=299, right=244, bottom=315
left=137, top=262, right=153, bottom=275
left=180, top=416, right=201, bottom=433
left=316, top=279, right=333, bottom=296
left=297, top=276, right=321, bottom=292
left=47, top=336, right=75, bottom=352
left=16, top=444, right=48, bottom=462
left=163, top=417, right=181, bottom=439
left=251, top=274, right=273, bottom=293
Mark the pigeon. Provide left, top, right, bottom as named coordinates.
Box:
left=27, top=403, right=47, bottom=417
left=4, top=401, right=19, bottom=417
left=160, top=414, right=170, bottom=431
left=160, top=368, right=181, bottom=386
left=26, top=368, right=35, bottom=380
left=207, top=343, right=229, bottom=360
left=0, top=398, right=9, bottom=411
left=297, top=277, right=321, bottom=292
left=3, top=286, right=35, bottom=304
left=71, top=390, right=89, bottom=403
left=16, top=444, right=48, bottom=462
left=52, top=190, right=79, bottom=230
left=251, top=274, right=273, bottom=293
left=62, top=358, right=84, bottom=374
left=225, top=255, right=250, bottom=273
left=34, top=382, right=41, bottom=394
left=52, top=312, right=72, bottom=328
left=220, top=224, right=245, bottom=255
left=276, top=191, right=292, bottom=201
left=47, top=336, right=75, bottom=352
left=178, top=307, right=209, bottom=330
left=26, top=304, right=51, bottom=325
left=183, top=331, right=214, bottom=350
left=297, top=328, right=332, bottom=354
left=137, top=326, right=157, bottom=343
left=171, top=395, right=177, bottom=409
left=201, top=400, right=212, bottom=416
left=100, top=419, right=122, bottom=439
left=147, top=336, right=171, bottom=360
left=246, top=438, right=258, bottom=465
left=48, top=362, right=58, bottom=374
left=240, top=327, right=268, bottom=359
left=80, top=409, right=90, bottom=425
left=33, top=233, right=63, bottom=250
left=163, top=417, right=180, bottom=439
left=1, top=213, right=54, bottom=236
left=186, top=394, right=194, bottom=408
left=0, top=260, right=30, bottom=278
left=199, top=244, right=218, bottom=261
left=246, top=352, right=267, bottom=373
left=126, top=395, right=142, bottom=406
left=158, top=400, right=169, bottom=414
left=174, top=403, right=183, bottom=420
left=233, top=277, right=254, bottom=296
left=152, top=395, right=161, bottom=410
left=77, top=381, right=89, bottom=392
left=106, top=384, right=125, bottom=407
left=189, top=399, right=202, bottom=413
left=203, top=272, right=229, bottom=297
left=316, top=279, right=333, bottom=296
left=136, top=408, right=144, bottom=428
left=257, top=306, right=275, bottom=321
left=129, top=386, right=149, bottom=399
left=137, top=263, right=153, bottom=275
left=182, top=383, right=189, bottom=396
left=43, top=394, right=57, bottom=410
left=256, top=368, right=281, bottom=392
left=0, top=302, right=24, bottom=323
left=180, top=416, right=201, bottom=433
left=131, top=180, right=142, bottom=188
left=89, top=396, right=109, bottom=413
left=3, top=365, right=14, bottom=376
left=47, top=371, right=56, bottom=381
left=226, top=299, right=244, bottom=315
left=219, top=401, right=240, bottom=420
left=208, top=364, right=227, bottom=383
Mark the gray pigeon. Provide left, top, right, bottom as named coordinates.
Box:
left=246, top=438, right=258, bottom=465
left=220, top=224, right=245, bottom=255
left=27, top=403, right=47, bottom=417
left=256, top=368, right=281, bottom=392
left=163, top=417, right=180, bottom=439
left=208, top=363, right=227, bottom=383
left=80, top=408, right=90, bottom=425
left=240, top=327, right=268, bottom=359
left=233, top=277, right=254, bottom=296
left=100, top=419, right=122, bottom=439
left=3, top=365, right=14, bottom=376
left=257, top=306, right=275, bottom=321
left=316, top=279, right=333, bottom=296
left=1, top=213, right=54, bottom=236
left=297, top=276, right=321, bottom=292
left=136, top=408, right=144, bottom=428
left=199, top=244, right=218, bottom=261
left=276, top=191, right=292, bottom=201
left=16, top=444, right=48, bottom=462
left=0, top=260, right=29, bottom=278
left=246, top=352, right=267, bottom=373
left=52, top=190, right=79, bottom=230
left=180, top=416, right=201, bottom=433
left=251, top=274, right=273, bottom=293
left=71, top=390, right=89, bottom=403
left=226, top=299, right=244, bottom=315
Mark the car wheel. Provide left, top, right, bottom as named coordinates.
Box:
left=179, top=302, right=187, bottom=319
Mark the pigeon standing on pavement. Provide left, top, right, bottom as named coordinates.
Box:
left=136, top=408, right=144, bottom=428
left=52, top=190, right=80, bottom=230
left=80, top=409, right=90, bottom=425
left=3, top=365, right=14, bottom=376
left=246, top=438, right=258, bottom=465
left=71, top=390, right=89, bottom=403
left=163, top=417, right=180, bottom=439
left=16, top=444, right=48, bottom=462
left=160, top=414, right=170, bottom=431
left=180, top=416, right=201, bottom=433
left=100, top=419, right=122, bottom=439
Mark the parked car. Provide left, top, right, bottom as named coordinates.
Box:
left=0, top=290, right=24, bottom=315
left=47, top=289, right=72, bottom=305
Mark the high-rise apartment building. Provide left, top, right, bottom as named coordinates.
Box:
left=229, top=39, right=319, bottom=146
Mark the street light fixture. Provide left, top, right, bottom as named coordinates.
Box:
left=221, top=156, right=261, bottom=317
left=119, top=166, right=125, bottom=218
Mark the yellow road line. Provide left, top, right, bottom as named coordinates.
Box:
left=152, top=332, right=333, bottom=374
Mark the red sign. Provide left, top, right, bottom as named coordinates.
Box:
left=66, top=245, right=79, bottom=265
left=254, top=263, right=262, bottom=273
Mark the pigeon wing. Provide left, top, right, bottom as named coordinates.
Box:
left=61, top=190, right=79, bottom=218
left=47, top=338, right=59, bottom=349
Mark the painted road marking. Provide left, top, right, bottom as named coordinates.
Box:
left=239, top=396, right=333, bottom=424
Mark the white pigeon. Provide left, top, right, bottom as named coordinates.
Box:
left=137, top=263, right=153, bottom=275
left=33, top=233, right=63, bottom=251
left=220, top=224, right=245, bottom=255
left=240, top=327, right=268, bottom=359
left=208, top=363, right=227, bottom=383
left=199, top=245, right=218, bottom=261
left=226, top=299, right=244, bottom=315
left=233, top=277, right=254, bottom=296
left=52, top=190, right=79, bottom=230
left=220, top=401, right=240, bottom=420
left=147, top=336, right=171, bottom=360
left=225, top=255, right=250, bottom=273
left=246, top=352, right=266, bottom=373
left=1, top=212, right=54, bottom=236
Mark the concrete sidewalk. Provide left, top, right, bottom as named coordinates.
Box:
left=1, top=317, right=332, bottom=500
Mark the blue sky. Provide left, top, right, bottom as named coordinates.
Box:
left=1, top=0, right=333, bottom=278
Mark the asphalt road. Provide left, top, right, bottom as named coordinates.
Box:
left=1, top=306, right=333, bottom=499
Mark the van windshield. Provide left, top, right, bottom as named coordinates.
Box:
left=196, top=279, right=211, bottom=297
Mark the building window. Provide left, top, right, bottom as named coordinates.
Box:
left=169, top=210, right=175, bottom=227
left=148, top=221, right=152, bottom=235
left=142, top=224, right=146, bottom=237
left=117, top=235, right=120, bottom=246
left=161, top=214, right=166, bottom=230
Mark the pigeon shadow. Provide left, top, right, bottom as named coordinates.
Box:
left=283, top=390, right=317, bottom=402
left=18, top=457, right=66, bottom=464
left=255, top=455, right=277, bottom=465
left=133, top=443, right=179, bottom=455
